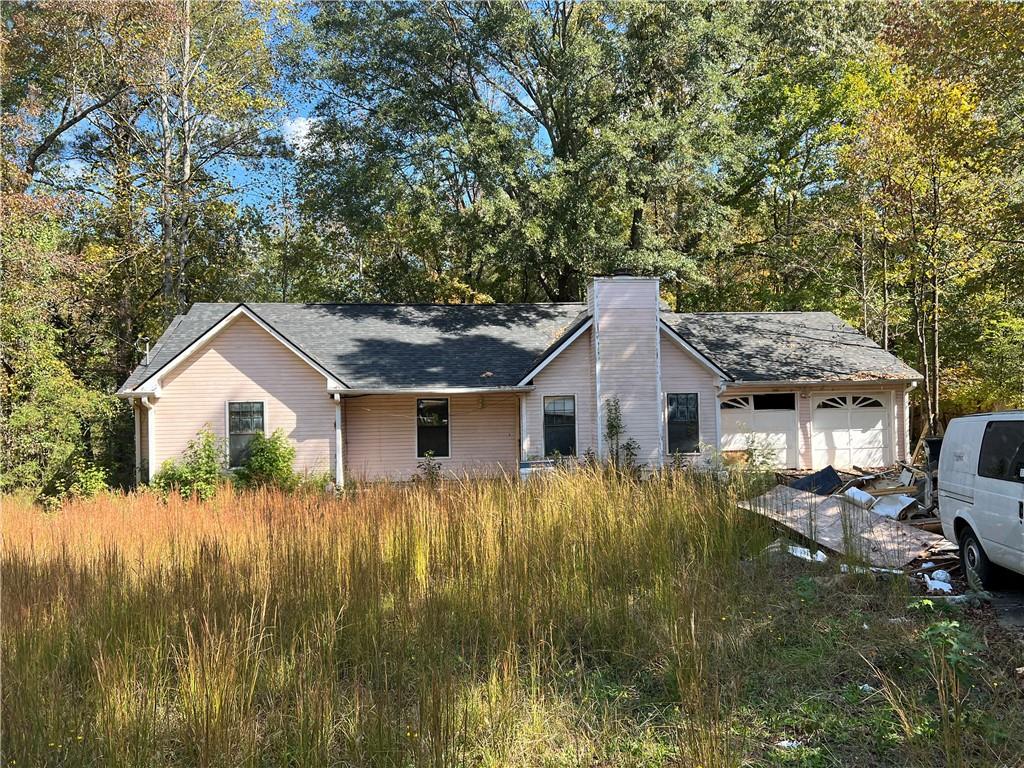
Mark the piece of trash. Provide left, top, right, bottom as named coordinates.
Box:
left=840, top=563, right=903, bottom=575
left=920, top=561, right=935, bottom=569
left=923, top=575, right=954, bottom=593
left=774, top=739, right=801, bottom=749
left=789, top=465, right=842, bottom=496
left=930, top=569, right=951, bottom=583
left=862, top=623, right=869, bottom=630
left=872, top=494, right=918, bottom=519
left=859, top=683, right=877, bottom=693
left=842, top=486, right=877, bottom=509
left=787, top=545, right=827, bottom=562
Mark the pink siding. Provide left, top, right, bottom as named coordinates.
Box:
left=659, top=331, right=720, bottom=453
left=591, top=278, right=662, bottom=464
left=343, top=393, right=518, bottom=481
left=521, top=328, right=597, bottom=459
left=150, top=315, right=335, bottom=476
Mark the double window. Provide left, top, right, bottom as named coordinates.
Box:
left=667, top=393, right=700, bottom=454
left=416, top=398, right=450, bottom=458
left=228, top=401, right=264, bottom=468
left=543, top=396, right=576, bottom=457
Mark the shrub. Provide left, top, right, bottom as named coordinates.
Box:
left=234, top=429, right=297, bottom=490
left=68, top=459, right=108, bottom=499
left=152, top=428, right=224, bottom=500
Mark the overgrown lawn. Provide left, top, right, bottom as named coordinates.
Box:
left=3, top=471, right=1022, bottom=766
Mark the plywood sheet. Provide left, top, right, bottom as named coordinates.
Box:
left=740, top=485, right=944, bottom=568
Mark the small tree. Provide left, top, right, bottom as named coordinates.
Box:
left=603, top=398, right=640, bottom=475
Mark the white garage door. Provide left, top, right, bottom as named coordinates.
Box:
left=811, top=394, right=891, bottom=469
left=720, top=394, right=798, bottom=467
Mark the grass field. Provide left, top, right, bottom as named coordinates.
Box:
left=3, top=470, right=1023, bottom=767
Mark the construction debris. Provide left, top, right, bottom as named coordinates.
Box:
left=739, top=484, right=946, bottom=568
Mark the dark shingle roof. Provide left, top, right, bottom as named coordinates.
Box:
left=120, top=303, right=920, bottom=394
left=661, top=311, right=921, bottom=382
left=119, top=302, right=587, bottom=392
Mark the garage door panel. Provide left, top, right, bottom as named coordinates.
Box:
left=720, top=398, right=798, bottom=467
left=852, top=445, right=885, bottom=467
left=811, top=392, right=892, bottom=469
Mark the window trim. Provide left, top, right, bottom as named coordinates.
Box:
left=415, top=397, right=451, bottom=459
left=665, top=392, right=701, bottom=455
left=225, top=399, right=267, bottom=469
left=542, top=394, right=578, bottom=458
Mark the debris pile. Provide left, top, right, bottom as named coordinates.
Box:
left=747, top=447, right=956, bottom=577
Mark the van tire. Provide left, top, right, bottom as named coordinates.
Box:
left=959, top=527, right=995, bottom=590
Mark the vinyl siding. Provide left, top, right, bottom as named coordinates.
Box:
left=590, top=278, right=662, bottom=464
left=151, top=314, right=335, bottom=476
left=343, top=393, right=519, bottom=481
left=659, top=330, right=721, bottom=454
left=521, top=328, right=597, bottom=460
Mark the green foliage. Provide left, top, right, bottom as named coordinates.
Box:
left=415, top=451, right=443, bottom=485
left=152, top=428, right=225, bottom=501
left=234, top=429, right=297, bottom=491
left=68, top=459, right=108, bottom=499
left=0, top=199, right=116, bottom=499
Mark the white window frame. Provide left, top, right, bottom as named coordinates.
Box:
left=542, top=394, right=579, bottom=458
left=415, top=397, right=451, bottom=459
left=665, top=392, right=701, bottom=455
left=225, top=399, right=268, bottom=469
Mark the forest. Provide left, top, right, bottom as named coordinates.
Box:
left=2, top=0, right=1023, bottom=497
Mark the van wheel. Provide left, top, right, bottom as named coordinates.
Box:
left=959, top=528, right=995, bottom=590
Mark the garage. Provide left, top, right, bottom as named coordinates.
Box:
left=720, top=393, right=799, bottom=467
left=811, top=393, right=891, bottom=469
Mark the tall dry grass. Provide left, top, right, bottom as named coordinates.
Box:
left=2, top=469, right=771, bottom=766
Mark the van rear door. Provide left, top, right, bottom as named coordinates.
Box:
left=975, top=419, right=1024, bottom=573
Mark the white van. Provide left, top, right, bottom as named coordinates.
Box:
left=938, top=412, right=1024, bottom=587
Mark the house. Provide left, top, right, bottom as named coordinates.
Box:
left=117, top=275, right=922, bottom=484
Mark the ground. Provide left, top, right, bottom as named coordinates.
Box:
left=3, top=472, right=1023, bottom=767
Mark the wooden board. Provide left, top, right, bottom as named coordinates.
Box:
left=740, top=485, right=945, bottom=569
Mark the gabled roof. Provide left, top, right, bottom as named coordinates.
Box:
left=119, top=302, right=921, bottom=395
left=119, top=302, right=587, bottom=393
left=660, top=311, right=922, bottom=383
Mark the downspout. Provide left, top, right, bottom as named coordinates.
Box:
left=139, top=395, right=155, bottom=483
left=333, top=393, right=344, bottom=489
left=133, top=398, right=141, bottom=486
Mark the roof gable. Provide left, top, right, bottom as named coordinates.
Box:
left=124, top=304, right=345, bottom=394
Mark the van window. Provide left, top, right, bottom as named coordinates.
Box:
left=977, top=421, right=1024, bottom=483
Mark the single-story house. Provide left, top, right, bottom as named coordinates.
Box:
left=118, top=276, right=922, bottom=484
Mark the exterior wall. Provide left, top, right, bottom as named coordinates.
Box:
left=721, top=381, right=913, bottom=469
left=659, top=330, right=721, bottom=455
left=151, top=314, right=336, bottom=476
left=520, top=328, right=597, bottom=460
left=590, top=277, right=663, bottom=465
left=343, top=393, right=519, bottom=481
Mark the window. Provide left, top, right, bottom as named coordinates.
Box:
left=228, top=401, right=264, bottom=468
left=978, top=420, right=1024, bottom=483
left=667, top=393, right=700, bottom=454
left=543, top=396, right=576, bottom=457
left=817, top=396, right=847, bottom=409
left=720, top=396, right=751, bottom=410
left=416, top=398, right=449, bottom=458
left=752, top=393, right=795, bottom=410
